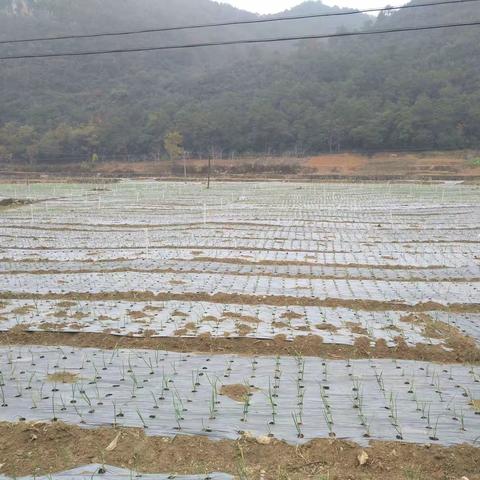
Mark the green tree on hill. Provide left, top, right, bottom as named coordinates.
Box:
left=164, top=131, right=184, bottom=161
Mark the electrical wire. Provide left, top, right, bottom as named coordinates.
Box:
left=0, top=0, right=478, bottom=45
left=1, top=20, right=479, bottom=61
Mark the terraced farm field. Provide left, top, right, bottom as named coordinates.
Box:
left=0, top=181, right=479, bottom=479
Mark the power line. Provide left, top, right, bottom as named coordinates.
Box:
left=0, top=0, right=478, bottom=45
left=0, top=20, right=479, bottom=61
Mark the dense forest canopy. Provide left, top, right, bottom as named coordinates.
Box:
left=0, top=0, right=479, bottom=163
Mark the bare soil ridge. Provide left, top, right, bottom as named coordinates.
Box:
left=0, top=422, right=478, bottom=480
left=1, top=328, right=479, bottom=364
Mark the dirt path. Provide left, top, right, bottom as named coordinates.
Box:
left=0, top=422, right=478, bottom=480
left=2, top=329, right=479, bottom=364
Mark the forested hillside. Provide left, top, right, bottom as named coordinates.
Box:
left=0, top=0, right=479, bottom=163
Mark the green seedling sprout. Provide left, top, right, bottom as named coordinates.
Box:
left=136, top=408, right=148, bottom=429
left=30, top=391, right=38, bottom=410
left=429, top=415, right=440, bottom=441
left=460, top=408, right=466, bottom=432
left=26, top=372, right=35, bottom=391
left=267, top=378, right=277, bottom=425
left=241, top=388, right=250, bottom=423
left=81, top=390, right=95, bottom=413
left=70, top=383, right=77, bottom=404
left=322, top=408, right=335, bottom=438
left=0, top=384, right=7, bottom=407
left=51, top=391, right=57, bottom=421
left=209, top=385, right=217, bottom=420
left=15, top=379, right=23, bottom=398
left=141, top=356, right=155, bottom=375
left=292, top=411, right=304, bottom=438
left=59, top=394, right=67, bottom=411
left=172, top=393, right=184, bottom=430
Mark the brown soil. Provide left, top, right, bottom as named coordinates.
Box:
left=192, top=256, right=446, bottom=271
left=315, top=323, right=338, bottom=332
left=56, top=301, right=77, bottom=308
left=2, top=291, right=478, bottom=314
left=5, top=150, right=479, bottom=181
left=11, top=305, right=35, bottom=315
left=143, top=305, right=163, bottom=312
left=237, top=323, right=254, bottom=335
left=174, top=322, right=198, bottom=336
left=400, top=313, right=480, bottom=355
left=223, top=312, right=260, bottom=323
left=347, top=322, right=370, bottom=336
left=307, top=151, right=480, bottom=179
left=354, top=336, right=373, bottom=355
left=407, top=314, right=468, bottom=342
left=296, top=325, right=312, bottom=332
left=0, top=198, right=34, bottom=210
left=0, top=422, right=478, bottom=480
left=68, top=322, right=86, bottom=330
left=38, top=322, right=66, bottom=331
left=281, top=311, right=304, bottom=320
left=308, top=153, right=368, bottom=174
left=1, top=330, right=479, bottom=364
left=46, top=372, right=79, bottom=384
left=128, top=310, right=148, bottom=319
left=220, top=384, right=258, bottom=402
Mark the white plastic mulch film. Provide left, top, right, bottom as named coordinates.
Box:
left=0, top=464, right=232, bottom=480
left=0, top=180, right=479, bottom=478
left=0, top=180, right=479, bottom=345
left=0, top=346, right=479, bottom=447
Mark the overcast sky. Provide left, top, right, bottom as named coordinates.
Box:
left=221, top=0, right=399, bottom=14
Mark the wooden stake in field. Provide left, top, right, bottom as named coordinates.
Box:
left=207, top=156, right=211, bottom=189
left=144, top=228, right=150, bottom=258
